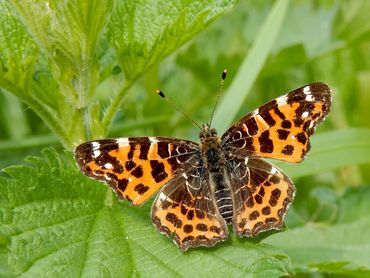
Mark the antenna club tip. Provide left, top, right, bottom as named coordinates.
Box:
left=222, top=69, right=227, bottom=79
left=156, top=89, right=165, bottom=98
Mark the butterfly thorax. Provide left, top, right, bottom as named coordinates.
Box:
left=199, top=125, right=224, bottom=172
left=200, top=124, right=233, bottom=223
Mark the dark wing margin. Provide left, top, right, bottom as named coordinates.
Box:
left=75, top=137, right=200, bottom=205
left=222, top=82, right=332, bottom=163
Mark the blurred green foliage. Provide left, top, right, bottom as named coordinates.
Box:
left=1, top=0, right=370, bottom=277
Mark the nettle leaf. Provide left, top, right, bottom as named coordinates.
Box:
left=263, top=185, right=370, bottom=276
left=107, top=0, right=238, bottom=82
left=8, top=0, right=113, bottom=94
left=0, top=149, right=292, bottom=277
left=1, top=1, right=239, bottom=147
left=0, top=2, right=38, bottom=89
left=6, top=0, right=115, bottom=144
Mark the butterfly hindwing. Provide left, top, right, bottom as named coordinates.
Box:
left=75, top=137, right=199, bottom=205
left=151, top=167, right=228, bottom=251
left=222, top=82, right=331, bottom=162
left=226, top=156, right=295, bottom=236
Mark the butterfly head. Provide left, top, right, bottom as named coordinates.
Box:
left=199, top=124, right=219, bottom=142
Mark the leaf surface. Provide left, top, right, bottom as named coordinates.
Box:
left=0, top=149, right=292, bottom=277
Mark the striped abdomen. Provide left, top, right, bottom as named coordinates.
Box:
left=211, top=172, right=233, bottom=224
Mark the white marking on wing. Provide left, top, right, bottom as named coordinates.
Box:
left=276, top=96, right=287, bottom=106
left=244, top=157, right=249, bottom=165
left=149, top=137, right=158, bottom=143
left=271, top=167, right=278, bottom=174
left=158, top=192, right=166, bottom=201
left=93, top=149, right=100, bottom=158
left=303, top=86, right=311, bottom=94
left=117, top=138, right=129, bottom=147
left=251, top=109, right=258, bottom=116
left=305, top=94, right=314, bottom=101
left=91, top=142, right=100, bottom=149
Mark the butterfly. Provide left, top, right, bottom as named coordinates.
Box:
left=75, top=77, right=331, bottom=251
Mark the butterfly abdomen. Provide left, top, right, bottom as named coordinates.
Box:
left=201, top=132, right=234, bottom=224
left=211, top=171, right=234, bottom=224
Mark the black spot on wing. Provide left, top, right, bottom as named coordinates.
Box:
left=139, top=137, right=151, bottom=160
left=260, top=112, right=276, bottom=127
left=277, top=129, right=289, bottom=140
left=125, top=161, right=136, bottom=171
left=273, top=106, right=285, bottom=120
left=131, top=166, right=143, bottom=178
left=246, top=117, right=259, bottom=136
left=150, top=160, right=168, bottom=182
left=157, top=142, right=170, bottom=158
left=258, top=130, right=274, bottom=153
left=134, top=183, right=150, bottom=194
left=281, top=120, right=292, bottom=129
left=281, top=145, right=294, bottom=155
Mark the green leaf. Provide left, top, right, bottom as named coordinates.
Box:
left=213, top=0, right=290, bottom=132
left=0, top=91, right=30, bottom=140
left=334, top=0, right=370, bottom=43
left=0, top=149, right=292, bottom=277
left=262, top=216, right=370, bottom=276
left=337, top=185, right=370, bottom=223
left=107, top=0, right=237, bottom=82
left=275, top=128, right=370, bottom=178
left=9, top=0, right=113, bottom=94
left=6, top=0, right=115, bottom=144
left=0, top=2, right=38, bottom=84
left=1, top=1, right=238, bottom=148
left=102, top=0, right=238, bottom=132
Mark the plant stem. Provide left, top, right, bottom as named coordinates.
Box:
left=101, top=80, right=134, bottom=133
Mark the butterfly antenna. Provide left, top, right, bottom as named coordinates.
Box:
left=209, top=69, right=227, bottom=127
left=156, top=89, right=203, bottom=130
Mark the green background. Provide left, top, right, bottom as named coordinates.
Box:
left=1, top=0, right=370, bottom=277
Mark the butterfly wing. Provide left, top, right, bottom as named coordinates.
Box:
left=75, top=137, right=200, bottom=205
left=226, top=156, right=295, bottom=236
left=152, top=166, right=228, bottom=251
left=222, top=82, right=332, bottom=162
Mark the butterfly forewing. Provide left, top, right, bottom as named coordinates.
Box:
left=75, top=137, right=199, bottom=205
left=226, top=156, right=295, bottom=236
left=222, top=82, right=331, bottom=162
left=151, top=166, right=228, bottom=251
